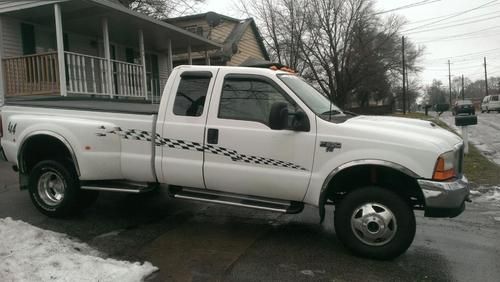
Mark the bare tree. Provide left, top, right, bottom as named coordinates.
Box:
left=117, top=0, right=205, bottom=18
left=240, top=0, right=423, bottom=109
left=238, top=0, right=309, bottom=73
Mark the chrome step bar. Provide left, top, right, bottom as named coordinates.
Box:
left=81, top=181, right=156, bottom=193
left=170, top=187, right=304, bottom=214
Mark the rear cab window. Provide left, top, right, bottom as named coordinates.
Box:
left=173, top=71, right=213, bottom=117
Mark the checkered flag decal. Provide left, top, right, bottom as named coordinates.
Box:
left=97, top=126, right=307, bottom=171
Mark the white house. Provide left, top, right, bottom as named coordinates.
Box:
left=0, top=0, right=221, bottom=104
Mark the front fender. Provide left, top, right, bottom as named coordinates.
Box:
left=316, top=159, right=421, bottom=223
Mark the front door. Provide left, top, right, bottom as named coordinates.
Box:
left=203, top=70, right=316, bottom=201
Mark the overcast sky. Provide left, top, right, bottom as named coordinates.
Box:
left=201, top=0, right=500, bottom=86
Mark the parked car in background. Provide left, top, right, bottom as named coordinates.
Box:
left=481, top=95, right=500, bottom=113
left=453, top=100, right=475, bottom=115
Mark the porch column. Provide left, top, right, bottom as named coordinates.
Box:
left=54, top=4, right=67, bottom=97
left=167, top=39, right=173, bottom=74
left=139, top=29, right=148, bottom=100
left=187, top=44, right=192, bottom=65
left=0, top=17, right=4, bottom=105
left=205, top=50, right=211, bottom=66
left=102, top=18, right=113, bottom=98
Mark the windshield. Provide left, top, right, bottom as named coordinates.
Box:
left=278, top=74, right=343, bottom=117
left=457, top=100, right=472, bottom=105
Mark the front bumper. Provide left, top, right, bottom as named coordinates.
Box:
left=418, top=175, right=469, bottom=218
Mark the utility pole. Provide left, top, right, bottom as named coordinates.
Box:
left=406, top=64, right=410, bottom=112
left=402, top=36, right=406, bottom=114
left=461, top=74, right=465, bottom=100
left=484, top=57, right=489, bottom=97
left=448, top=60, right=452, bottom=106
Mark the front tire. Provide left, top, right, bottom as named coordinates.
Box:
left=28, top=160, right=81, bottom=217
left=334, top=186, right=416, bottom=260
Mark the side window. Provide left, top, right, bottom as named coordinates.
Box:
left=173, top=74, right=211, bottom=117
left=492, top=96, right=499, bottom=101
left=218, top=77, right=298, bottom=126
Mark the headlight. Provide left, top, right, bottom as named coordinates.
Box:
left=432, top=151, right=456, bottom=181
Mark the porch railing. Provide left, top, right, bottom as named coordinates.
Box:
left=3, top=52, right=59, bottom=96
left=65, top=51, right=108, bottom=95
left=3, top=51, right=150, bottom=99
left=65, top=51, right=145, bottom=98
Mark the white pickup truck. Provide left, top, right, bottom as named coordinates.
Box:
left=0, top=65, right=469, bottom=259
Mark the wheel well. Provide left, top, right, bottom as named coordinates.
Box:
left=19, top=134, right=76, bottom=174
left=321, top=165, right=425, bottom=215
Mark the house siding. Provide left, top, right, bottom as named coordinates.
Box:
left=1, top=16, right=101, bottom=58
left=210, top=21, right=236, bottom=44
left=1, top=16, right=22, bottom=57
left=227, top=26, right=266, bottom=66
left=171, top=18, right=236, bottom=44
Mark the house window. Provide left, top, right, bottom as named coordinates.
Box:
left=21, top=23, right=36, bottom=55
left=185, top=25, right=204, bottom=37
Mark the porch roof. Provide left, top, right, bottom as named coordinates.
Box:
left=0, top=0, right=221, bottom=53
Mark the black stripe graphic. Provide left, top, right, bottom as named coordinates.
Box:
left=96, top=126, right=307, bottom=171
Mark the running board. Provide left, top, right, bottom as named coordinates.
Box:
left=170, top=187, right=304, bottom=214
left=81, top=180, right=156, bottom=193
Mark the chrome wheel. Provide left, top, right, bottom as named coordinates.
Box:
left=37, top=170, right=66, bottom=206
left=351, top=203, right=397, bottom=246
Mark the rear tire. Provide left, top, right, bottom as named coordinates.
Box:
left=334, top=186, right=416, bottom=260
left=28, top=160, right=81, bottom=218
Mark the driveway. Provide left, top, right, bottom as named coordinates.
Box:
left=0, top=160, right=499, bottom=281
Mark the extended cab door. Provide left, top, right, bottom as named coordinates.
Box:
left=203, top=69, right=316, bottom=201
left=158, top=68, right=218, bottom=188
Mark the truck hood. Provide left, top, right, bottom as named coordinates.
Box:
left=341, top=115, right=462, bottom=152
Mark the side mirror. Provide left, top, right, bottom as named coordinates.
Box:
left=292, top=111, right=310, bottom=132
left=269, top=102, right=289, bottom=130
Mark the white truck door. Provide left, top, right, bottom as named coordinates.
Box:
left=159, top=68, right=218, bottom=188
left=203, top=70, right=316, bottom=201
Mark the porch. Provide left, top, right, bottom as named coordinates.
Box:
left=0, top=0, right=220, bottom=101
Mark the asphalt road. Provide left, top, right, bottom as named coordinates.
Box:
left=1, top=160, right=499, bottom=282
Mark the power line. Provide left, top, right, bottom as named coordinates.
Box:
left=374, top=0, right=441, bottom=15
left=406, top=14, right=500, bottom=34
left=405, top=6, right=500, bottom=26
left=423, top=47, right=500, bottom=61
left=403, top=0, right=498, bottom=32
left=413, top=25, right=500, bottom=44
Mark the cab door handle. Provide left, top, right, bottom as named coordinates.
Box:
left=207, top=128, right=219, bottom=144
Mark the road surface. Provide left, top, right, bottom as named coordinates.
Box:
left=0, top=159, right=499, bottom=281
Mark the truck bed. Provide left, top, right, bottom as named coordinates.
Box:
left=5, top=96, right=159, bottom=115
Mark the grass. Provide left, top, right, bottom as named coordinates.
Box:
left=392, top=112, right=500, bottom=187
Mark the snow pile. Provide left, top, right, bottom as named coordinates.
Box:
left=472, top=186, right=500, bottom=206
left=0, top=218, right=158, bottom=282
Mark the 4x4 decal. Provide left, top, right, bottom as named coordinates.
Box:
left=320, top=141, right=342, bottom=152
left=7, top=122, right=17, bottom=135
left=96, top=126, right=307, bottom=171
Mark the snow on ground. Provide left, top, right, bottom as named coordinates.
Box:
left=0, top=218, right=158, bottom=282
left=439, top=112, right=500, bottom=165
left=472, top=186, right=500, bottom=207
